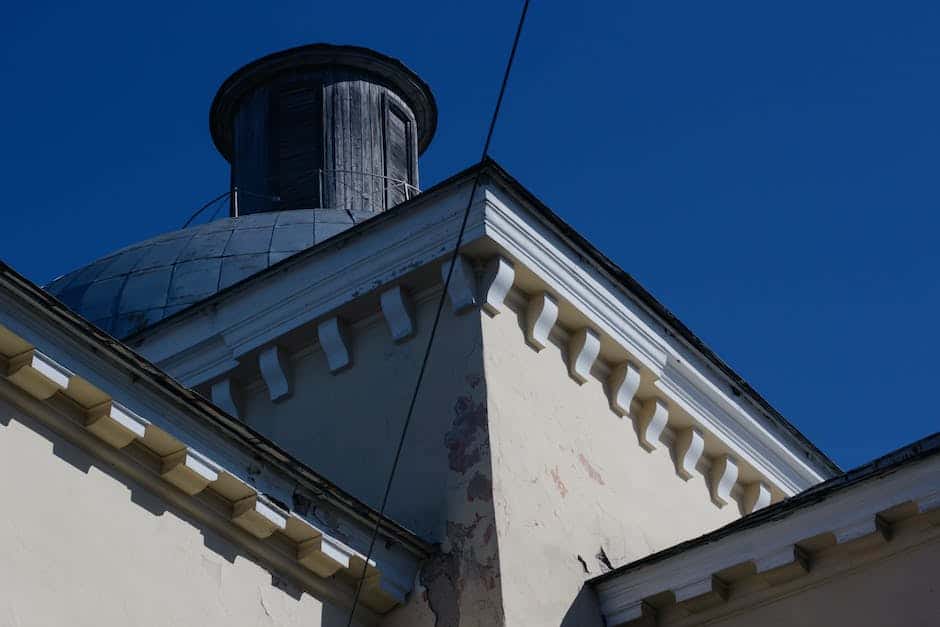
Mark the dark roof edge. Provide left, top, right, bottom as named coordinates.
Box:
left=477, top=157, right=840, bottom=477
left=0, top=261, right=432, bottom=558
left=590, top=429, right=940, bottom=586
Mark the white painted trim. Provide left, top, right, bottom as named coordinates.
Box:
left=258, top=344, right=292, bottom=402
left=525, top=292, right=558, bottom=351
left=636, top=398, right=669, bottom=451
left=754, top=545, right=810, bottom=576
left=673, top=575, right=727, bottom=605
left=567, top=328, right=600, bottom=384
left=210, top=377, right=242, bottom=419
left=482, top=186, right=830, bottom=492
left=317, top=317, right=352, bottom=373
left=594, top=451, right=940, bottom=627
left=0, top=297, right=425, bottom=612
left=5, top=349, right=73, bottom=400
left=480, top=256, right=515, bottom=316
left=709, top=454, right=738, bottom=507
left=380, top=286, right=416, bottom=343
left=742, top=481, right=772, bottom=514
left=833, top=515, right=888, bottom=544
left=85, top=400, right=149, bottom=449
left=442, top=254, right=478, bottom=314
left=674, top=427, right=704, bottom=480
left=161, top=448, right=221, bottom=496
left=608, top=362, right=641, bottom=418
left=232, top=494, right=288, bottom=539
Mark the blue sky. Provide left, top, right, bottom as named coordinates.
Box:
left=1, top=1, right=937, bottom=470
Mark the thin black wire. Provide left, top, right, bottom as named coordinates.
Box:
left=344, top=0, right=532, bottom=623
left=181, top=191, right=231, bottom=228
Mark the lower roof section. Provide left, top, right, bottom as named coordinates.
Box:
left=590, top=431, right=940, bottom=625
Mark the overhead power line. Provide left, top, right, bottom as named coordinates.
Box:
left=344, top=0, right=533, bottom=624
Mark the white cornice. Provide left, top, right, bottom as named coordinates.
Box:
left=479, top=186, right=829, bottom=493
left=134, top=184, right=486, bottom=387
left=0, top=290, right=426, bottom=615
left=129, top=174, right=828, bottom=501
left=593, top=452, right=940, bottom=626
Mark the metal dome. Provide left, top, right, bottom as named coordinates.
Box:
left=46, top=208, right=375, bottom=339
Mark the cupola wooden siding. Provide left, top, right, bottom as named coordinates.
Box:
left=211, top=44, right=437, bottom=216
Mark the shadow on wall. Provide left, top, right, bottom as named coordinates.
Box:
left=0, top=409, right=316, bottom=603
left=561, top=584, right=606, bottom=627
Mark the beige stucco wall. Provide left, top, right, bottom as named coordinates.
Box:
left=481, top=299, right=740, bottom=626
left=238, top=294, right=487, bottom=543
left=238, top=295, right=506, bottom=625
left=0, top=400, right=358, bottom=627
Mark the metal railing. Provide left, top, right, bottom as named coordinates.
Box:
left=185, top=169, right=421, bottom=226
left=317, top=168, right=420, bottom=210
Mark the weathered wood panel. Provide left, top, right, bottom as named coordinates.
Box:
left=231, top=65, right=421, bottom=215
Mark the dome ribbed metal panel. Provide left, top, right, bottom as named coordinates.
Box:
left=46, top=209, right=375, bottom=338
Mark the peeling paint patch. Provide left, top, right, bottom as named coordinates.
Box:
left=466, top=472, right=492, bottom=502
left=421, top=514, right=502, bottom=627
left=483, top=522, right=495, bottom=545
left=444, top=396, right=488, bottom=474
left=578, top=453, right=605, bottom=486
left=549, top=466, right=568, bottom=498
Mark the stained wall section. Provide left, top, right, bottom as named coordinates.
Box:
left=480, top=299, right=741, bottom=626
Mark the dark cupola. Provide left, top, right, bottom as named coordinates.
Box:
left=210, top=43, right=437, bottom=215
left=46, top=44, right=437, bottom=339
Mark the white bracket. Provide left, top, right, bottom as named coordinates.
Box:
left=674, top=427, right=704, bottom=480
left=525, top=292, right=558, bottom=351
left=567, top=328, right=600, bottom=384
left=210, top=377, right=242, bottom=419
left=480, top=256, right=515, bottom=316
left=608, top=361, right=641, bottom=417
left=259, top=344, right=292, bottom=402
left=742, top=481, right=772, bottom=514
left=441, top=255, right=477, bottom=314
left=317, top=317, right=352, bottom=373
left=637, top=398, right=668, bottom=451
left=710, top=454, right=738, bottom=507
left=380, top=286, right=416, bottom=343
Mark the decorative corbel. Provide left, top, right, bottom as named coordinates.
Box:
left=525, top=292, right=558, bottom=351
left=567, top=328, right=600, bottom=384
left=380, top=286, right=416, bottom=343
